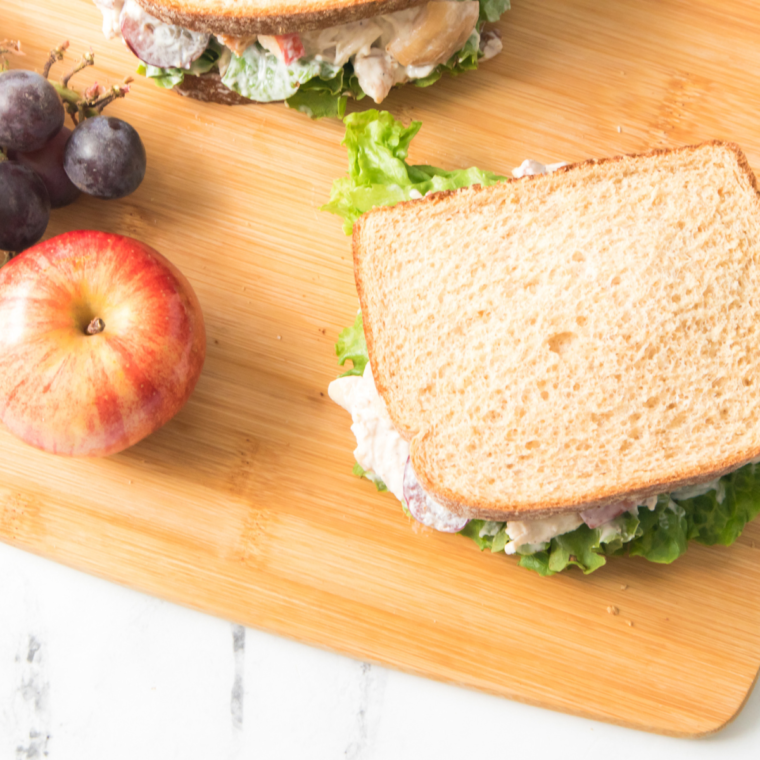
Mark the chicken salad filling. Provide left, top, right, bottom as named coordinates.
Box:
left=330, top=311, right=760, bottom=575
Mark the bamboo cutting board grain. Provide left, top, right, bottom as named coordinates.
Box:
left=3, top=0, right=760, bottom=737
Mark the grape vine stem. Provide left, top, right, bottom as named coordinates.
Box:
left=61, top=50, right=94, bottom=88
left=0, top=39, right=24, bottom=71
left=42, top=41, right=69, bottom=79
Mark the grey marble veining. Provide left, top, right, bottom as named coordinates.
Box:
left=12, top=634, right=51, bottom=759
left=231, top=625, right=245, bottom=733
left=344, top=662, right=387, bottom=760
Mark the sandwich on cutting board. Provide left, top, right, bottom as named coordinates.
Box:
left=326, top=111, right=760, bottom=575
left=93, top=0, right=507, bottom=116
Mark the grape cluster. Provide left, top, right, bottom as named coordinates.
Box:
left=0, top=48, right=147, bottom=255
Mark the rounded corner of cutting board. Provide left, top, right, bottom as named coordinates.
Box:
left=685, top=668, right=760, bottom=739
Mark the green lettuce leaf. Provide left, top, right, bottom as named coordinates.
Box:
left=345, top=66, right=368, bottom=101
left=413, top=29, right=482, bottom=89
left=491, top=525, right=510, bottom=553
left=549, top=526, right=608, bottom=574
left=510, top=469, right=760, bottom=576
left=508, top=525, right=613, bottom=576
left=479, top=0, right=511, bottom=23
left=336, top=312, right=369, bottom=376
left=138, top=63, right=185, bottom=89
left=221, top=44, right=342, bottom=102
left=286, top=70, right=347, bottom=119
left=514, top=466, right=760, bottom=575
left=285, top=65, right=369, bottom=118
left=679, top=466, right=760, bottom=545
left=627, top=498, right=688, bottom=564
left=516, top=551, right=554, bottom=577
left=323, top=110, right=506, bottom=233
left=459, top=520, right=493, bottom=551
left=598, top=511, right=641, bottom=555
left=353, top=462, right=387, bottom=492
left=137, top=42, right=221, bottom=89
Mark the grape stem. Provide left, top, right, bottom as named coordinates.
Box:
left=0, top=39, right=24, bottom=72
left=42, top=41, right=69, bottom=79
left=61, top=50, right=94, bottom=88
left=52, top=78, right=132, bottom=126
left=86, top=80, right=133, bottom=113
left=41, top=43, right=134, bottom=126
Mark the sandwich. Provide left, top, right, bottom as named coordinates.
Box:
left=324, top=110, right=760, bottom=575
left=93, top=0, right=508, bottom=117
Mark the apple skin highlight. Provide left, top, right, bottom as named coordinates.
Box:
left=0, top=230, right=207, bottom=456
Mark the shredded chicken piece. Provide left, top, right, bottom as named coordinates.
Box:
left=352, top=50, right=398, bottom=103
left=216, top=33, right=257, bottom=57
left=387, top=1, right=479, bottom=67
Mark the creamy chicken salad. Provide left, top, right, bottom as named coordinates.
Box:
left=329, top=358, right=669, bottom=554
left=94, top=0, right=508, bottom=116
left=330, top=297, right=756, bottom=574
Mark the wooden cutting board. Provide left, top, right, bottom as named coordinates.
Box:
left=3, top=0, right=760, bottom=737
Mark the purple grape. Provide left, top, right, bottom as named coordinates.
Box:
left=64, top=116, right=146, bottom=199
left=120, top=0, right=210, bottom=68
left=0, top=70, right=64, bottom=153
left=0, top=161, right=51, bottom=252
left=8, top=126, right=80, bottom=208
left=402, top=457, right=468, bottom=533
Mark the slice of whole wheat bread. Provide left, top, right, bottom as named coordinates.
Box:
left=136, top=0, right=426, bottom=35
left=353, top=141, right=760, bottom=520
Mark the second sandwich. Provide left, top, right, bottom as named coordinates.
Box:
left=326, top=111, right=760, bottom=575
left=94, top=0, right=507, bottom=116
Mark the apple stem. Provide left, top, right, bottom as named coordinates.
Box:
left=86, top=318, right=105, bottom=335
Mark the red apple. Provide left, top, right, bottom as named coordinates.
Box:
left=0, top=230, right=206, bottom=456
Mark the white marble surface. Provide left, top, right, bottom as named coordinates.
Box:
left=1, top=541, right=758, bottom=760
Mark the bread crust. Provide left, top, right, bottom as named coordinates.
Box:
left=173, top=72, right=259, bottom=104
left=422, top=451, right=760, bottom=521
left=135, top=0, right=427, bottom=35
left=353, top=140, right=760, bottom=521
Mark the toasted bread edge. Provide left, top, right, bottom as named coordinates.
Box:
left=136, top=0, right=427, bottom=35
